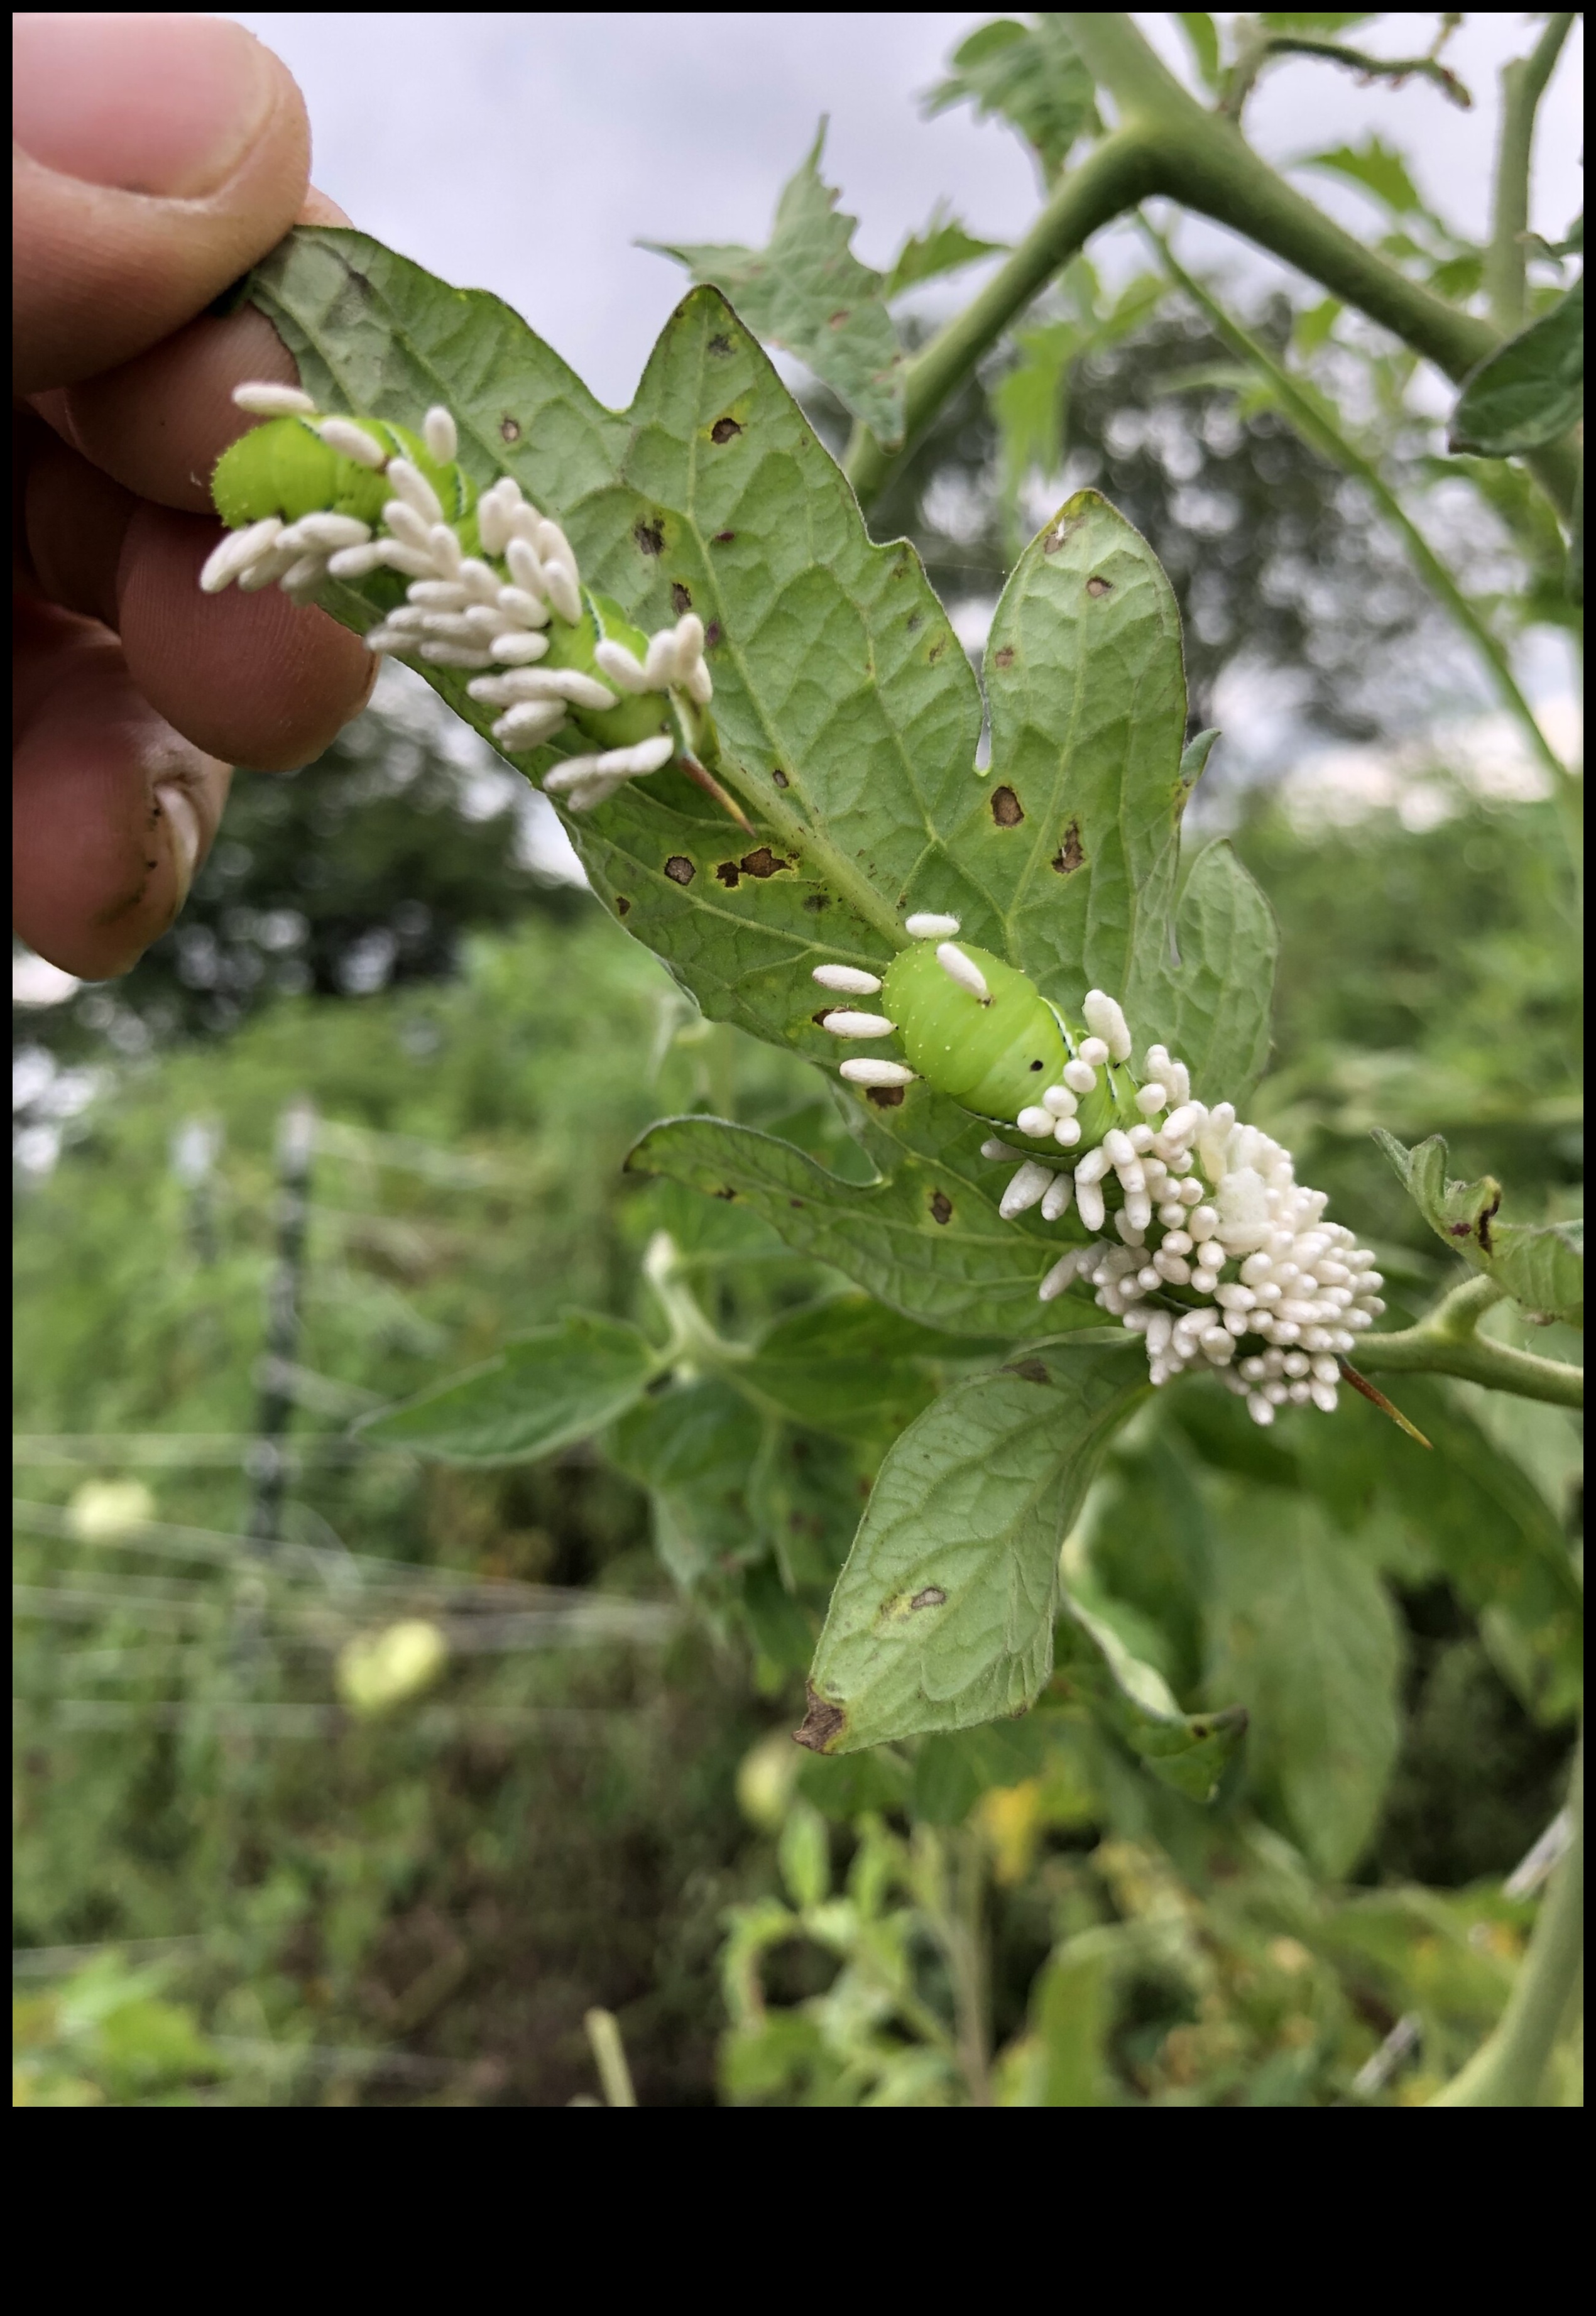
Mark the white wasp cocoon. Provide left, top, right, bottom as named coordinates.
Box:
left=821, top=1012, right=898, bottom=1039
left=904, top=912, right=961, bottom=940
left=812, top=966, right=882, bottom=995
left=232, top=381, right=317, bottom=417
left=839, top=1059, right=917, bottom=1087
left=936, top=943, right=990, bottom=1002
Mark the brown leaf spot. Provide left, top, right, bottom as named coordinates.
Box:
left=705, top=619, right=723, bottom=648
left=499, top=415, right=522, bottom=443
left=793, top=1687, right=847, bottom=1754
left=710, top=416, right=742, bottom=444
left=713, top=530, right=736, bottom=544
left=1051, top=819, right=1085, bottom=874
left=717, top=862, right=741, bottom=888
left=712, top=1186, right=738, bottom=1201
left=891, top=556, right=911, bottom=581
left=828, top=309, right=851, bottom=329
left=708, top=333, right=735, bottom=357
left=772, top=767, right=789, bottom=789
left=789, top=1198, right=805, bottom=1210
left=1004, top=1358, right=1050, bottom=1384
left=1476, top=1191, right=1501, bottom=1254
left=929, top=1191, right=953, bottom=1226
left=633, top=518, right=665, bottom=557
left=802, top=894, right=831, bottom=912
left=990, top=785, right=1024, bottom=828
left=738, top=846, right=788, bottom=878
left=992, top=645, right=1015, bottom=670
left=1086, top=574, right=1113, bottom=598
left=615, top=895, right=631, bottom=917
left=866, top=1085, right=904, bottom=1108
left=1044, top=508, right=1087, bottom=554
left=929, top=639, right=947, bottom=662
left=909, top=1587, right=946, bottom=1611
left=670, top=581, right=692, bottom=615
left=663, top=855, right=696, bottom=885
left=907, top=611, right=923, bottom=633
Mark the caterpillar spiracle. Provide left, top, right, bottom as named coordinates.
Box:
left=815, top=915, right=1387, bottom=1428
left=202, top=384, right=726, bottom=816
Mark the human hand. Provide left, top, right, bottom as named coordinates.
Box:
left=13, top=12, right=374, bottom=979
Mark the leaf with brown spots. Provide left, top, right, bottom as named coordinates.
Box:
left=804, top=1346, right=1144, bottom=1750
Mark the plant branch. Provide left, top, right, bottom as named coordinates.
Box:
left=1223, top=34, right=1473, bottom=122
left=1144, top=226, right=1578, bottom=820
left=1429, top=1731, right=1582, bottom=2105
left=1352, top=1274, right=1583, bottom=1409
left=1485, top=14, right=1577, bottom=336
left=845, top=14, right=1581, bottom=523
left=844, top=129, right=1157, bottom=505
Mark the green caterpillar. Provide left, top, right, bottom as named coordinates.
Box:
left=202, top=384, right=731, bottom=816
left=812, top=909, right=1387, bottom=1428
left=815, top=912, right=1147, bottom=1174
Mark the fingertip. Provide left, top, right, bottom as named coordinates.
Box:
left=118, top=503, right=376, bottom=770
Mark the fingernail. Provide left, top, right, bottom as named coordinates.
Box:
left=156, top=782, right=202, bottom=904
left=13, top=14, right=274, bottom=197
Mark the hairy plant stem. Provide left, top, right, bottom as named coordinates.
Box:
left=846, top=13, right=1578, bottom=522
left=1144, top=226, right=1582, bottom=870
left=1429, top=1732, right=1583, bottom=2105
left=914, top=1825, right=993, bottom=2104
left=1355, top=1274, right=1583, bottom=1409
left=1485, top=14, right=1577, bottom=336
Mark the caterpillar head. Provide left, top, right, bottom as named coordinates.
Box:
left=201, top=385, right=725, bottom=816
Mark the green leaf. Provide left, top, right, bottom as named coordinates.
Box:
left=643, top=123, right=906, bottom=445
left=993, top=320, right=1081, bottom=502
left=1302, top=135, right=1428, bottom=220
left=884, top=204, right=1007, bottom=299
left=356, top=1314, right=657, bottom=1464
left=1205, top=1493, right=1402, bottom=1876
left=736, top=1296, right=975, bottom=1443
left=1145, top=840, right=1278, bottom=1109
left=629, top=1113, right=1111, bottom=1338
left=1053, top=1590, right=1246, bottom=1803
left=243, top=231, right=1276, bottom=1282
left=1450, top=278, right=1583, bottom=456
left=1176, top=13, right=1222, bottom=91
left=1370, top=1380, right=1583, bottom=1723
left=924, top=16, right=1098, bottom=182
left=1175, top=1375, right=1583, bottom=1725
left=795, top=1346, right=1145, bottom=1752
left=611, top=1377, right=767, bottom=1588
left=1374, top=1130, right=1583, bottom=1323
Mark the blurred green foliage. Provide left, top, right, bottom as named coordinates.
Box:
left=13, top=765, right=1580, bottom=2104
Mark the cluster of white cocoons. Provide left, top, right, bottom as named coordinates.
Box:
left=201, top=386, right=711, bottom=811
left=1025, top=1057, right=1385, bottom=1427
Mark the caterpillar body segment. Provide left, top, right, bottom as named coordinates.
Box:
left=202, top=387, right=724, bottom=817
left=211, top=413, right=473, bottom=535
left=879, top=941, right=1066, bottom=1122
left=814, top=916, right=1387, bottom=1428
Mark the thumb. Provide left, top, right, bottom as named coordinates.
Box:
left=13, top=13, right=312, bottom=396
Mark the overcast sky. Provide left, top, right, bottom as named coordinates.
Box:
left=229, top=11, right=1583, bottom=409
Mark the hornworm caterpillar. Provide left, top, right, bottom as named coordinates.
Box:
left=202, top=385, right=745, bottom=821
left=814, top=915, right=1387, bottom=1426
